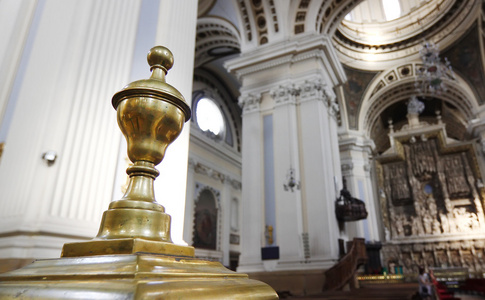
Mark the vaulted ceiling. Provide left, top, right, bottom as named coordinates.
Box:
left=194, top=0, right=485, bottom=153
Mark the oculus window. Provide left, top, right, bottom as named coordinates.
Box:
left=195, top=97, right=226, bottom=139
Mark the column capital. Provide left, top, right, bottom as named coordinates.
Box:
left=299, top=79, right=326, bottom=102
left=270, top=85, right=299, bottom=105
left=299, top=78, right=340, bottom=121
left=225, top=34, right=347, bottom=87
left=238, top=93, right=262, bottom=113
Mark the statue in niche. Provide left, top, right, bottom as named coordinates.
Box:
left=407, top=95, right=425, bottom=115
left=384, top=227, right=391, bottom=241
left=392, top=213, right=406, bottom=238
left=427, top=195, right=438, bottom=218
left=470, top=213, right=480, bottom=230
left=423, top=214, right=433, bottom=235
left=389, top=212, right=398, bottom=237
left=451, top=254, right=462, bottom=267
left=411, top=215, right=424, bottom=236
left=437, top=252, right=449, bottom=268
left=437, top=160, right=450, bottom=200
left=440, top=214, right=450, bottom=233
left=462, top=255, right=475, bottom=272
left=415, top=198, right=426, bottom=219
left=433, top=219, right=442, bottom=234
left=453, top=207, right=470, bottom=232
left=445, top=201, right=457, bottom=233
left=425, top=253, right=435, bottom=267
left=473, top=197, right=485, bottom=229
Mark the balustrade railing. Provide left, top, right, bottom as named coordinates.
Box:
left=324, top=238, right=367, bottom=291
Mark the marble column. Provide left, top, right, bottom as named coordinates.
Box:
left=270, top=84, right=304, bottom=264
left=298, top=77, right=342, bottom=264
left=237, top=93, right=265, bottom=273
left=226, top=34, right=347, bottom=272
left=339, top=133, right=381, bottom=242
left=153, top=0, right=198, bottom=245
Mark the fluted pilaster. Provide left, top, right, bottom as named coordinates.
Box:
left=0, top=0, right=141, bottom=259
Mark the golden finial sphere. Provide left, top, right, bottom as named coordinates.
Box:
left=147, top=46, right=174, bottom=73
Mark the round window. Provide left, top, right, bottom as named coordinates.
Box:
left=195, top=97, right=225, bottom=137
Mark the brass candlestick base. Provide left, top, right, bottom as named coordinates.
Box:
left=0, top=46, right=278, bottom=299
left=0, top=254, right=276, bottom=299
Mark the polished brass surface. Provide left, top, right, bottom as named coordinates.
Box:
left=0, top=254, right=278, bottom=299
left=62, top=46, right=193, bottom=256
left=0, top=46, right=278, bottom=299
left=62, top=237, right=194, bottom=258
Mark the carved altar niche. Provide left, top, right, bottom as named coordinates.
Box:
left=376, top=101, right=485, bottom=276
left=377, top=123, right=485, bottom=242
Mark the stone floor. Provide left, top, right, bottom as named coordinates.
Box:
left=285, top=283, right=485, bottom=300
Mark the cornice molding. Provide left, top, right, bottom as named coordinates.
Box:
left=225, top=34, right=346, bottom=86
left=188, top=158, right=242, bottom=191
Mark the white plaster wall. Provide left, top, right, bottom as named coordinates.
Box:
left=153, top=0, right=198, bottom=245
left=273, top=98, right=302, bottom=262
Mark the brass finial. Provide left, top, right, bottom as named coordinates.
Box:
left=61, top=46, right=194, bottom=257
left=147, top=46, right=173, bottom=74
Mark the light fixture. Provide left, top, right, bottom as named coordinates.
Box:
left=415, top=40, right=455, bottom=95
left=42, top=150, right=57, bottom=166
left=283, top=167, right=300, bottom=192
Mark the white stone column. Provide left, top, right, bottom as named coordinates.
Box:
left=183, top=158, right=197, bottom=244
left=339, top=133, right=381, bottom=242
left=153, top=0, right=198, bottom=245
left=226, top=34, right=347, bottom=271
left=298, top=78, right=342, bottom=265
left=0, top=0, right=141, bottom=259
left=270, top=85, right=305, bottom=262
left=237, top=93, right=265, bottom=273
left=221, top=176, right=233, bottom=267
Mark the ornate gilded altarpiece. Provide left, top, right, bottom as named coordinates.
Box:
left=376, top=115, right=485, bottom=276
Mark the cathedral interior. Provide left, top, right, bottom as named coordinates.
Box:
left=1, top=0, right=485, bottom=297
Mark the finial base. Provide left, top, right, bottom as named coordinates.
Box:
left=61, top=238, right=194, bottom=257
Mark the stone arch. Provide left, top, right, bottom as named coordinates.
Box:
left=314, top=0, right=362, bottom=35
left=358, top=63, right=480, bottom=139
